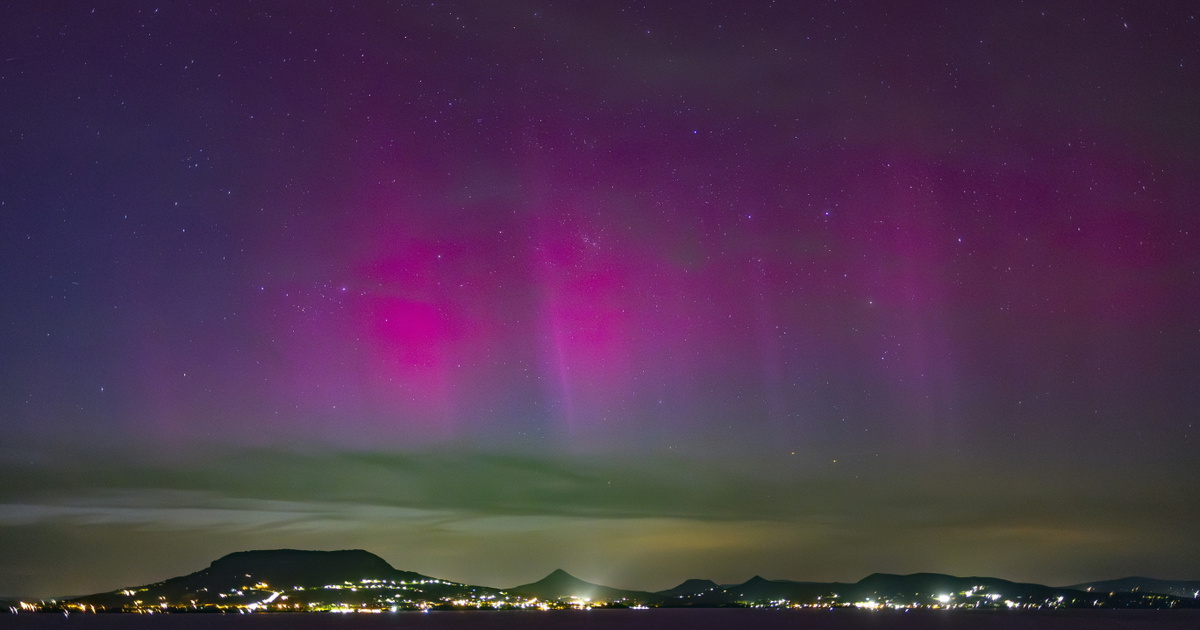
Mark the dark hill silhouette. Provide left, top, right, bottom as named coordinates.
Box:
left=723, top=575, right=850, bottom=603
left=200, top=549, right=426, bottom=587
left=844, top=572, right=1200, bottom=609
left=850, top=572, right=1069, bottom=603
left=67, top=549, right=463, bottom=611
left=1067, top=577, right=1200, bottom=599
left=508, top=569, right=659, bottom=604
left=657, top=578, right=720, bottom=598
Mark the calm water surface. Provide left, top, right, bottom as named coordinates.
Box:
left=4, top=609, right=1200, bottom=629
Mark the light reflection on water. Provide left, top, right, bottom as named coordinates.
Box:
left=3, top=609, right=1200, bottom=629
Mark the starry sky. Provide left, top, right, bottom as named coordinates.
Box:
left=2, top=1, right=1199, bottom=599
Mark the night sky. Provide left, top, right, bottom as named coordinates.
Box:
left=2, top=1, right=1199, bottom=599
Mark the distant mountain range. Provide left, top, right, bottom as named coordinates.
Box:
left=20, top=549, right=1199, bottom=613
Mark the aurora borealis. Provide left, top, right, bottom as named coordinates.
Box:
left=1, top=1, right=1198, bottom=598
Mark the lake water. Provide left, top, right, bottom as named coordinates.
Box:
left=4, top=609, right=1200, bottom=629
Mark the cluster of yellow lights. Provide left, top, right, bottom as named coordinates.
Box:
left=16, top=577, right=1174, bottom=614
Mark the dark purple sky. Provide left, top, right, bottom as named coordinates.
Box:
left=1, top=1, right=1198, bottom=598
